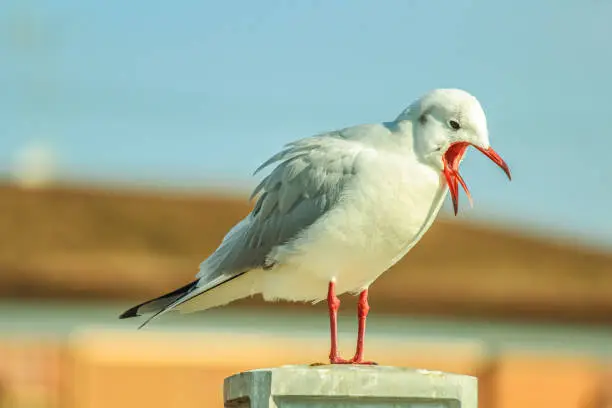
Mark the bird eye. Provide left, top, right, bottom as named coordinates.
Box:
left=449, top=120, right=461, bottom=130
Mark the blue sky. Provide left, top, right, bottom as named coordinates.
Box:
left=1, top=0, right=611, bottom=249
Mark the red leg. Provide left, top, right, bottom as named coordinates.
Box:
left=327, top=281, right=350, bottom=364
left=349, top=288, right=376, bottom=364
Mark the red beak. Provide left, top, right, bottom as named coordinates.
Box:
left=442, top=142, right=511, bottom=215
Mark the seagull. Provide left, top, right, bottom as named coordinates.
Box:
left=120, top=88, right=511, bottom=365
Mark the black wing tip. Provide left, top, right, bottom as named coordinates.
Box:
left=118, top=280, right=199, bottom=321
left=119, top=306, right=141, bottom=319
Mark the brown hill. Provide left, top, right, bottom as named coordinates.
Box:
left=0, top=182, right=611, bottom=324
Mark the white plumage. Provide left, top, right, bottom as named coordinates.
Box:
left=121, top=88, right=511, bottom=332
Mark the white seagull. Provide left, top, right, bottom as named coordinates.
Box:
left=120, top=88, right=511, bottom=364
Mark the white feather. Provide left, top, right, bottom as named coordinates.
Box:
left=131, top=88, right=499, bottom=324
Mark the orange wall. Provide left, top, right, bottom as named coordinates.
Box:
left=1, top=331, right=610, bottom=408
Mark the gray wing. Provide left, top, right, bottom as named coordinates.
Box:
left=196, top=132, right=364, bottom=283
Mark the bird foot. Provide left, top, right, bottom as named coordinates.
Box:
left=326, top=356, right=378, bottom=365
left=329, top=356, right=352, bottom=364
left=350, top=360, right=378, bottom=365
left=310, top=360, right=377, bottom=366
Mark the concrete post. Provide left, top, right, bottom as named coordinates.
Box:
left=224, top=365, right=477, bottom=408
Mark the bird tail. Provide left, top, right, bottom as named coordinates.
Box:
left=118, top=272, right=258, bottom=329
left=174, top=272, right=259, bottom=314
left=118, top=280, right=199, bottom=323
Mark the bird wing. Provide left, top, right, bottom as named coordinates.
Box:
left=196, top=131, right=366, bottom=283
left=121, top=125, right=384, bottom=327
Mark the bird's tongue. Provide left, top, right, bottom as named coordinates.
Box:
left=442, top=142, right=473, bottom=215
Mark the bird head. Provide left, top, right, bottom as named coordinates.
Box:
left=399, top=88, right=511, bottom=215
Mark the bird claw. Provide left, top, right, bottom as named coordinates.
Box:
left=327, top=356, right=378, bottom=365
left=329, top=356, right=352, bottom=364
left=351, top=360, right=378, bottom=365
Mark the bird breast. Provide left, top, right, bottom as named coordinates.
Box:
left=278, top=151, right=444, bottom=276
left=346, top=155, right=445, bottom=263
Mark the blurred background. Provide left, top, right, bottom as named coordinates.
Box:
left=1, top=0, right=612, bottom=407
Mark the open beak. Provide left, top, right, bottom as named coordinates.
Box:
left=442, top=142, right=511, bottom=215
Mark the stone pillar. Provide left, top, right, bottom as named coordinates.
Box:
left=224, top=365, right=477, bottom=408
